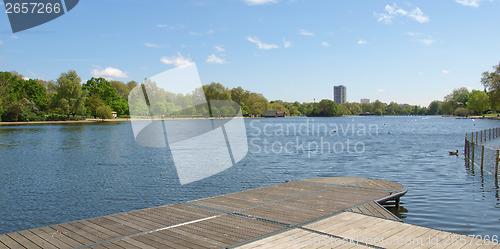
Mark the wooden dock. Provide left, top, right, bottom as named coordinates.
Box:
left=1, top=177, right=498, bottom=248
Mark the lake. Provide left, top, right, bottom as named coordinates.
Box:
left=0, top=116, right=499, bottom=237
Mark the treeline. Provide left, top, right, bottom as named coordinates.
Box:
left=425, top=62, right=500, bottom=117
left=1, top=62, right=499, bottom=121
left=0, top=70, right=136, bottom=122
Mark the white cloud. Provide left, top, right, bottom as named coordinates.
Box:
left=11, top=35, right=18, bottom=39
left=418, top=39, right=436, bottom=46
left=160, top=53, right=193, bottom=67
left=244, top=0, right=278, bottom=5
left=404, top=32, right=436, bottom=46
left=189, top=31, right=203, bottom=36
left=215, top=45, right=226, bottom=52
left=0, top=40, right=4, bottom=45
left=456, top=0, right=481, bottom=7
left=405, top=32, right=421, bottom=37
left=156, top=24, right=184, bottom=31
left=321, top=41, right=330, bottom=47
left=91, top=67, right=128, bottom=79
left=377, top=89, right=385, bottom=92
left=283, top=38, right=291, bottom=48
left=357, top=39, right=367, bottom=45
left=247, top=36, right=279, bottom=50
left=189, top=29, right=214, bottom=36
left=145, top=42, right=167, bottom=48
left=442, top=69, right=451, bottom=74
left=375, top=4, right=429, bottom=24
left=408, top=8, right=430, bottom=23
left=298, top=29, right=314, bottom=36
left=206, top=54, right=227, bottom=64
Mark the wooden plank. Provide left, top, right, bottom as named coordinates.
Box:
left=28, top=227, right=76, bottom=249
left=86, top=217, right=142, bottom=236
left=17, top=230, right=58, bottom=249
left=49, top=224, right=95, bottom=245
left=130, top=233, right=188, bottom=249
left=6, top=232, right=41, bottom=249
left=0, top=234, right=24, bottom=249
left=236, top=229, right=306, bottom=248
left=112, top=237, right=157, bottom=249
left=303, top=177, right=367, bottom=185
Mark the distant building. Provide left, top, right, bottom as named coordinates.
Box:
left=262, top=110, right=285, bottom=118
left=333, top=85, right=346, bottom=104
left=360, top=99, right=370, bottom=104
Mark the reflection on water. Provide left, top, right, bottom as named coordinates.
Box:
left=384, top=204, right=408, bottom=219
left=0, top=117, right=499, bottom=237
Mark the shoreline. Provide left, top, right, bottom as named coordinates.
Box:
left=0, top=117, right=254, bottom=126
left=0, top=115, right=498, bottom=126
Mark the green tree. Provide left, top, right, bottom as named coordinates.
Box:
left=53, top=70, right=87, bottom=118
left=441, top=101, right=455, bottom=115
left=481, top=62, right=500, bottom=111
left=427, top=101, right=442, bottom=115
left=360, top=103, right=374, bottom=113
left=203, top=82, right=231, bottom=101
left=110, top=80, right=130, bottom=99
left=386, top=102, right=402, bottom=115
left=126, top=81, right=138, bottom=91
left=86, top=93, right=106, bottom=118
left=445, top=87, right=470, bottom=110
left=454, top=107, right=471, bottom=117
left=467, top=90, right=491, bottom=114
left=84, top=77, right=128, bottom=115
left=96, top=105, right=113, bottom=121
left=373, top=100, right=387, bottom=114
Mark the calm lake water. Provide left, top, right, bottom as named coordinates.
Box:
left=0, top=116, right=499, bottom=237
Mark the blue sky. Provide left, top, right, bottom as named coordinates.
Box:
left=1, top=0, right=499, bottom=106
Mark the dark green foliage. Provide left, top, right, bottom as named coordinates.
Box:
left=96, top=105, right=113, bottom=120
left=83, top=77, right=129, bottom=115
left=1, top=99, right=44, bottom=122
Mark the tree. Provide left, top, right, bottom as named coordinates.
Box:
left=467, top=90, right=490, bottom=114
left=481, top=62, right=500, bottom=111
left=53, top=70, right=86, bottom=118
left=86, top=93, right=106, bottom=118
left=361, top=103, right=374, bottom=113
left=454, top=107, right=471, bottom=117
left=96, top=105, right=113, bottom=121
left=1, top=99, right=40, bottom=122
left=373, top=100, right=387, bottom=114
left=126, top=81, right=138, bottom=91
left=84, top=77, right=128, bottom=115
left=427, top=101, right=442, bottom=115
left=444, top=87, right=470, bottom=110
left=386, top=102, right=403, bottom=115
left=110, top=80, right=130, bottom=99
left=310, top=99, right=342, bottom=117
left=441, top=101, right=455, bottom=115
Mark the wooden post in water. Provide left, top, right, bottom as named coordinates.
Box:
left=481, top=145, right=485, bottom=174
left=472, top=142, right=475, bottom=167
left=465, top=133, right=468, bottom=160
left=476, top=131, right=479, bottom=144
left=481, top=130, right=483, bottom=143
left=496, top=150, right=499, bottom=179
left=490, top=128, right=492, bottom=140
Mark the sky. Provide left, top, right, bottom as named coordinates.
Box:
left=0, top=0, right=499, bottom=106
